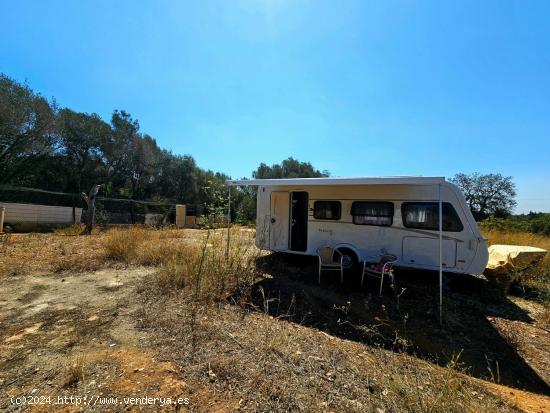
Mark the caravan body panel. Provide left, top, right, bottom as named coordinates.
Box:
left=254, top=181, right=488, bottom=275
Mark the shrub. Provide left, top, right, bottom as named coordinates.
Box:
left=54, top=224, right=85, bottom=236
left=154, top=245, right=199, bottom=290
left=51, top=255, right=103, bottom=273
left=103, top=227, right=146, bottom=263
left=530, top=214, right=550, bottom=236
left=480, top=213, right=550, bottom=236
left=103, top=226, right=190, bottom=266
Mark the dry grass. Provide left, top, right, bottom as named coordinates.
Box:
left=0, top=226, right=534, bottom=411
left=134, top=227, right=518, bottom=412
left=54, top=224, right=85, bottom=236
left=100, top=226, right=260, bottom=304
left=0, top=260, right=31, bottom=277
left=539, top=302, right=550, bottom=328
left=139, top=294, right=516, bottom=413
left=0, top=232, right=105, bottom=276
left=103, top=227, right=146, bottom=262
left=102, top=226, right=191, bottom=265
left=61, top=354, right=86, bottom=388
left=154, top=227, right=260, bottom=303
left=0, top=226, right=191, bottom=277
left=51, top=254, right=104, bottom=273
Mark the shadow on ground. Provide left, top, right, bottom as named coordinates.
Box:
left=248, top=252, right=550, bottom=395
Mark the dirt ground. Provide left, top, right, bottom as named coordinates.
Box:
left=0, top=264, right=232, bottom=412
left=1, top=230, right=549, bottom=412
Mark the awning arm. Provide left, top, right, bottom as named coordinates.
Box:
left=225, top=184, right=231, bottom=260
left=439, top=183, right=443, bottom=324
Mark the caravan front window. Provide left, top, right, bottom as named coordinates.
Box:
left=351, top=202, right=394, bottom=226
left=313, top=201, right=341, bottom=220
left=402, top=202, right=464, bottom=232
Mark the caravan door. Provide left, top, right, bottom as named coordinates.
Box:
left=290, top=191, right=308, bottom=252
left=270, top=191, right=290, bottom=251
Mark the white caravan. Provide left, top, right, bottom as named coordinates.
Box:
left=227, top=177, right=489, bottom=275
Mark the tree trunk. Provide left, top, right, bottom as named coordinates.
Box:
left=81, top=184, right=101, bottom=235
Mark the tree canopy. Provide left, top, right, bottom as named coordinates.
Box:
left=450, top=172, right=517, bottom=218
left=253, top=157, right=329, bottom=179
left=0, top=74, right=230, bottom=208
left=0, top=75, right=57, bottom=185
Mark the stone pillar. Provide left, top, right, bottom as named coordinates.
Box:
left=176, top=205, right=186, bottom=228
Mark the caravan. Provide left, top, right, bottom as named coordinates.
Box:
left=227, top=177, right=489, bottom=275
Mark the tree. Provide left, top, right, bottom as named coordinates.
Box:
left=229, top=158, right=330, bottom=223
left=56, top=108, right=111, bottom=194
left=127, top=134, right=160, bottom=200
left=450, top=172, right=517, bottom=219
left=253, top=157, right=329, bottom=179
left=0, top=75, right=57, bottom=184
left=233, top=183, right=257, bottom=224
left=102, top=110, right=139, bottom=197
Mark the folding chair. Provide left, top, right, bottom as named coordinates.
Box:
left=317, top=247, right=344, bottom=285
left=361, top=253, right=398, bottom=296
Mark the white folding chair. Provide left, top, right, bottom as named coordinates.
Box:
left=317, top=247, right=344, bottom=285
left=361, top=253, right=398, bottom=296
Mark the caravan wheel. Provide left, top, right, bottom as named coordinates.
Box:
left=338, top=248, right=359, bottom=271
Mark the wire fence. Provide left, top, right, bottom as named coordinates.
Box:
left=0, top=185, right=177, bottom=228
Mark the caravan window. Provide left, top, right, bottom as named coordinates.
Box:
left=351, top=202, right=394, bottom=226
left=402, top=202, right=464, bottom=232
left=313, top=201, right=341, bottom=220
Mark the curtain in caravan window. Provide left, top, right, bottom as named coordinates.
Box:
left=351, top=202, right=394, bottom=226
left=402, top=202, right=464, bottom=232
left=313, top=201, right=341, bottom=220
left=403, top=203, right=437, bottom=228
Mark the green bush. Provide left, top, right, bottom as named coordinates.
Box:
left=480, top=213, right=550, bottom=236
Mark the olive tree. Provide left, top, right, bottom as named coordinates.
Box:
left=450, top=173, right=517, bottom=218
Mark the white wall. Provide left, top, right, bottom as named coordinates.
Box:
left=0, top=202, right=82, bottom=225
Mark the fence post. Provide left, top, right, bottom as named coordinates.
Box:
left=0, top=207, right=5, bottom=233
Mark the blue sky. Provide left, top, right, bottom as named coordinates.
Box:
left=1, top=0, right=549, bottom=212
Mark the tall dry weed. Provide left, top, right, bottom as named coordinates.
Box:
left=103, top=227, right=143, bottom=262
left=154, top=227, right=259, bottom=304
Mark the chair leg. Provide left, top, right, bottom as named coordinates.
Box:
left=318, top=258, right=321, bottom=285
left=361, top=262, right=365, bottom=287
left=379, top=270, right=385, bottom=296
left=340, top=257, right=344, bottom=284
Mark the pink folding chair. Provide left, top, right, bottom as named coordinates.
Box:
left=361, top=253, right=398, bottom=296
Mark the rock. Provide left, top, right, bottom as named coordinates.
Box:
left=484, top=245, right=547, bottom=292
left=208, top=370, right=217, bottom=382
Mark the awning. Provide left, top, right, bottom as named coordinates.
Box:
left=226, top=176, right=445, bottom=186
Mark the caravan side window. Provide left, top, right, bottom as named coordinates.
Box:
left=401, top=202, right=464, bottom=232
left=313, top=201, right=341, bottom=220
left=351, top=202, right=394, bottom=226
